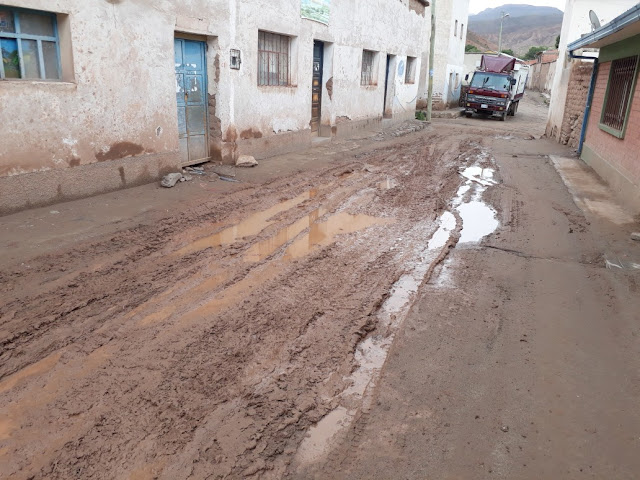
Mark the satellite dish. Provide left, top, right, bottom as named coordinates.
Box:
left=589, top=10, right=601, bottom=31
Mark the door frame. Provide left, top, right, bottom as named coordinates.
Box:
left=311, top=40, right=324, bottom=135
left=174, top=34, right=210, bottom=167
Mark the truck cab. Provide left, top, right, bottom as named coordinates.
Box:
left=464, top=54, right=529, bottom=121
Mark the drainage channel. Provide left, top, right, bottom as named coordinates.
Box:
left=294, top=152, right=501, bottom=466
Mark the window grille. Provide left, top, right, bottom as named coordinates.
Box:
left=0, top=6, right=60, bottom=80
left=258, top=31, right=291, bottom=86
left=454, top=20, right=458, bottom=37
left=461, top=23, right=464, bottom=38
left=601, top=56, right=639, bottom=133
left=361, top=50, right=375, bottom=86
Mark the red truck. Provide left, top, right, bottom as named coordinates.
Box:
left=464, top=54, right=530, bottom=121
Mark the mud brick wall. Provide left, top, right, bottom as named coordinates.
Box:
left=585, top=61, right=640, bottom=187
left=560, top=61, right=594, bottom=149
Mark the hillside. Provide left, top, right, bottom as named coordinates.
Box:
left=466, top=30, right=499, bottom=53
left=468, top=4, right=563, bottom=56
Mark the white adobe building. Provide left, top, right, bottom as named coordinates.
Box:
left=546, top=0, right=638, bottom=140
left=0, top=0, right=430, bottom=214
left=418, top=0, right=470, bottom=109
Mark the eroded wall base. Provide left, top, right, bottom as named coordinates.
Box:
left=0, top=152, right=179, bottom=216
left=582, top=144, right=640, bottom=215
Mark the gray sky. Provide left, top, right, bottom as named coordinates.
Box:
left=469, top=0, right=565, bottom=15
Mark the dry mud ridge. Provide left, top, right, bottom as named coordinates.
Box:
left=2, top=96, right=637, bottom=479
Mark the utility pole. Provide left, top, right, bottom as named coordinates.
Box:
left=426, top=0, right=436, bottom=121
left=498, top=11, right=509, bottom=54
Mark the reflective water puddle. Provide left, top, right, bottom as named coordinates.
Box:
left=458, top=201, right=499, bottom=244
left=176, top=189, right=318, bottom=256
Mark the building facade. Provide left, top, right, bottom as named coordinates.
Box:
left=418, top=0, right=469, bottom=109
left=546, top=0, right=638, bottom=144
left=568, top=5, right=640, bottom=213
left=0, top=0, right=430, bottom=214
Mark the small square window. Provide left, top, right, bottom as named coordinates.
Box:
left=258, top=31, right=291, bottom=86
left=600, top=55, right=639, bottom=138
left=405, top=56, right=417, bottom=84
left=0, top=6, right=61, bottom=80
left=361, top=50, right=376, bottom=86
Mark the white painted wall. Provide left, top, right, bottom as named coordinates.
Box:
left=546, top=0, right=638, bottom=139
left=419, top=0, right=469, bottom=108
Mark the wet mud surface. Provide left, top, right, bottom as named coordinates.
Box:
left=3, top=94, right=638, bottom=479
left=1, top=122, right=483, bottom=479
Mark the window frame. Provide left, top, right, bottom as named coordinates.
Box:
left=361, top=49, right=376, bottom=86
left=257, top=30, right=292, bottom=87
left=0, top=6, right=62, bottom=81
left=405, top=56, right=417, bottom=84
left=598, top=55, right=639, bottom=139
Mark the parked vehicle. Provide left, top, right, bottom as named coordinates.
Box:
left=464, top=54, right=530, bottom=121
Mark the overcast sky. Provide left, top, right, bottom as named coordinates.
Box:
left=469, top=0, right=566, bottom=15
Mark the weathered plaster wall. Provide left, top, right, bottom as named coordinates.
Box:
left=546, top=0, right=637, bottom=140
left=419, top=0, right=469, bottom=108
left=0, top=0, right=429, bottom=213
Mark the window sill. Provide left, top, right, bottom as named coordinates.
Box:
left=0, top=79, right=76, bottom=87
left=598, top=122, right=626, bottom=139
left=257, top=84, right=297, bottom=90
left=361, top=84, right=378, bottom=89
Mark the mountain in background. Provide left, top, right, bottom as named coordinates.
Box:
left=468, top=4, right=563, bottom=56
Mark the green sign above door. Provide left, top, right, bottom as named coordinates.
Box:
left=301, top=0, right=330, bottom=25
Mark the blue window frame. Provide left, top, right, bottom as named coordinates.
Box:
left=0, top=6, right=61, bottom=80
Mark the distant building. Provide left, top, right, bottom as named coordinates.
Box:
left=0, top=0, right=430, bottom=214
left=527, top=49, right=559, bottom=93
left=418, top=0, right=470, bottom=109
left=567, top=4, right=640, bottom=213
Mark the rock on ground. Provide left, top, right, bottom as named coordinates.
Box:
left=236, top=155, right=258, bottom=167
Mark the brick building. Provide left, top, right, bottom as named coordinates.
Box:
left=568, top=4, right=640, bottom=213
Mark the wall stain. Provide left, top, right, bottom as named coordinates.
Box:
left=95, top=142, right=144, bottom=162
left=118, top=166, right=126, bottom=185
left=326, top=77, right=333, bottom=101
left=240, top=128, right=263, bottom=140
left=69, top=156, right=81, bottom=167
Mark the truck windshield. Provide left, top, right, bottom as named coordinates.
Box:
left=471, top=73, right=510, bottom=91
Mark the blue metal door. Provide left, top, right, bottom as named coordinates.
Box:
left=174, top=38, right=208, bottom=165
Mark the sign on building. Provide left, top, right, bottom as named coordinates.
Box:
left=301, top=0, right=330, bottom=25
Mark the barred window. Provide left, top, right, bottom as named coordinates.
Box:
left=601, top=55, right=639, bottom=135
left=258, top=31, right=291, bottom=86
left=0, top=6, right=61, bottom=80
left=361, top=50, right=375, bottom=86
left=405, top=56, right=417, bottom=84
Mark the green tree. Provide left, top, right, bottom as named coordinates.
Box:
left=466, top=44, right=481, bottom=53
left=501, top=49, right=515, bottom=56
left=555, top=35, right=560, bottom=49
left=523, top=46, right=548, bottom=60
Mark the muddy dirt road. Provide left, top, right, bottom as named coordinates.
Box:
left=2, top=94, right=640, bottom=479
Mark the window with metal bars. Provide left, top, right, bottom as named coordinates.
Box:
left=258, top=31, right=291, bottom=86
left=405, top=56, right=417, bottom=84
left=361, top=50, right=375, bottom=86
left=600, top=55, right=639, bottom=136
left=0, top=6, right=61, bottom=80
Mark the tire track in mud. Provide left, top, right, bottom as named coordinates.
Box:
left=0, top=130, right=484, bottom=479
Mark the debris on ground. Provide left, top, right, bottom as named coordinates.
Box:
left=161, top=173, right=183, bottom=188
left=631, top=232, right=640, bottom=241
left=184, top=166, right=206, bottom=175
left=236, top=155, right=258, bottom=168
left=219, top=175, right=241, bottom=183
left=211, top=164, right=236, bottom=178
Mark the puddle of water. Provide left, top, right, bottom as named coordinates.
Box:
left=176, top=190, right=317, bottom=256
left=457, top=201, right=499, bottom=244
left=0, top=351, right=63, bottom=394
left=283, top=212, right=393, bottom=260
left=427, top=211, right=456, bottom=250
left=244, top=209, right=326, bottom=262
left=460, top=166, right=497, bottom=187
left=294, top=406, right=352, bottom=465
left=605, top=256, right=640, bottom=270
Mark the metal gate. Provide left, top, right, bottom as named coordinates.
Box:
left=174, top=38, right=209, bottom=165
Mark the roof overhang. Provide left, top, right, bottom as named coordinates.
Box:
left=418, top=0, right=430, bottom=6
left=568, top=5, right=640, bottom=52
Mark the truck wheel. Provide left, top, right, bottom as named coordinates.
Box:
left=500, top=112, right=507, bottom=121
left=514, top=101, right=519, bottom=114
left=465, top=112, right=472, bottom=118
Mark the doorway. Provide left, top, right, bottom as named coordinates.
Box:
left=383, top=54, right=393, bottom=118
left=174, top=37, right=209, bottom=165
left=311, top=41, right=324, bottom=134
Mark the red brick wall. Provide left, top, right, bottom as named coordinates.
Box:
left=585, top=61, right=640, bottom=186
left=560, top=61, right=594, bottom=149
